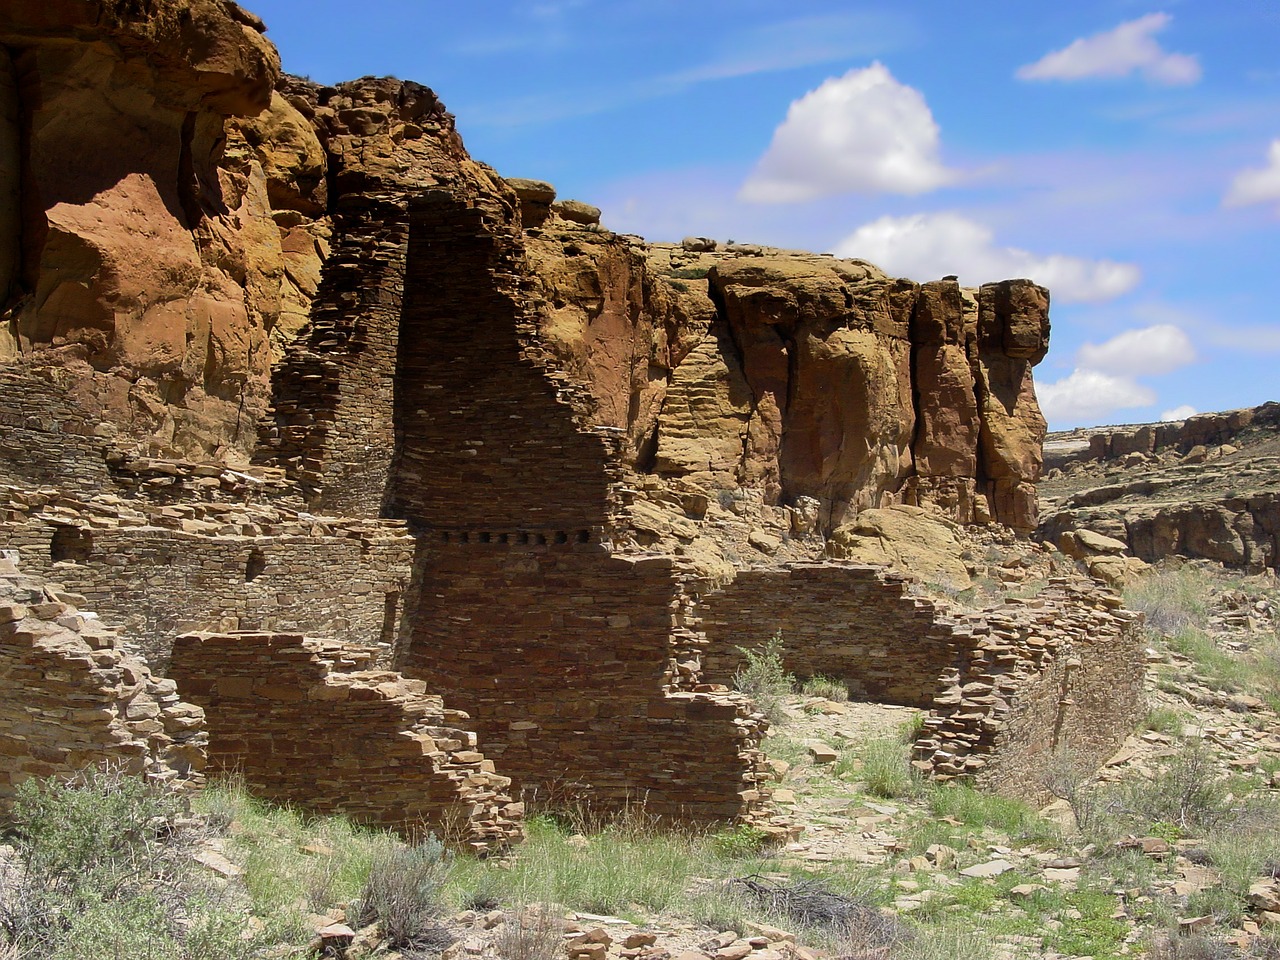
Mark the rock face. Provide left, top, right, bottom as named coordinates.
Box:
left=0, top=0, right=321, bottom=461
left=1040, top=403, right=1280, bottom=571
left=526, top=222, right=1049, bottom=533
left=0, top=0, right=1051, bottom=534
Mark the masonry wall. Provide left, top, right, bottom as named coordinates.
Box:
left=252, top=182, right=406, bottom=515
left=392, top=188, right=625, bottom=537
left=0, top=568, right=207, bottom=810
left=399, top=543, right=773, bottom=821
left=697, top=563, right=971, bottom=708
left=0, top=518, right=412, bottom=669
left=169, top=631, right=522, bottom=852
left=0, top=369, right=113, bottom=495
left=912, top=580, right=1147, bottom=802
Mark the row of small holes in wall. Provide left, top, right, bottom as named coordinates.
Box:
left=439, top=530, right=591, bottom=545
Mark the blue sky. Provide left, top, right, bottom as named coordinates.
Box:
left=247, top=1, right=1280, bottom=430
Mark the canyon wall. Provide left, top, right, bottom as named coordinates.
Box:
left=0, top=0, right=1140, bottom=824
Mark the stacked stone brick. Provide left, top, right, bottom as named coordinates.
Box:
left=913, top=579, right=1146, bottom=801
left=696, top=563, right=968, bottom=707
left=399, top=547, right=775, bottom=823
left=255, top=79, right=469, bottom=515
left=0, top=482, right=413, bottom=668
left=695, top=565, right=1144, bottom=803
left=169, top=631, right=523, bottom=853
left=0, top=564, right=207, bottom=810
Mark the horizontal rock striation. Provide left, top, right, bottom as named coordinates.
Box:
left=1040, top=404, right=1280, bottom=571
left=170, top=631, right=522, bottom=851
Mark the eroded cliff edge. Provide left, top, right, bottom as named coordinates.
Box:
left=0, top=0, right=1049, bottom=543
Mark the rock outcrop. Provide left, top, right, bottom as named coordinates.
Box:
left=0, top=0, right=322, bottom=461
left=524, top=220, right=1049, bottom=535
left=1040, top=403, right=1280, bottom=572
left=0, top=0, right=1053, bottom=532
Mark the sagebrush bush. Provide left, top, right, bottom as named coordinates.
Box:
left=1, top=766, right=250, bottom=960
left=734, top=632, right=794, bottom=724
left=494, top=905, right=562, bottom=960
left=357, top=836, right=452, bottom=951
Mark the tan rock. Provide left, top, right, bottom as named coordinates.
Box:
left=826, top=505, right=970, bottom=587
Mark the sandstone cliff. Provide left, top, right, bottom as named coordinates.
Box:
left=1040, top=403, right=1280, bottom=572
left=0, top=0, right=321, bottom=460
left=1, top=0, right=1050, bottom=538
left=525, top=215, right=1049, bottom=533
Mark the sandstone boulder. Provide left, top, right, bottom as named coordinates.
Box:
left=553, top=199, right=602, bottom=226
left=826, top=504, right=971, bottom=587
left=507, top=177, right=556, bottom=229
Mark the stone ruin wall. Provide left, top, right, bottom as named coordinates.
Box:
left=697, top=563, right=964, bottom=708
left=917, top=581, right=1146, bottom=801
left=0, top=565, right=207, bottom=811
left=0, top=379, right=415, bottom=668
left=0, top=0, right=1150, bottom=827
left=253, top=79, right=467, bottom=514
left=389, top=184, right=775, bottom=824
left=696, top=564, right=1145, bottom=803
left=400, top=546, right=774, bottom=822
left=170, top=631, right=523, bottom=852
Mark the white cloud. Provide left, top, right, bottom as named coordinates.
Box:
left=1037, top=369, right=1157, bottom=425
left=1225, top=139, right=1280, bottom=210
left=833, top=212, right=1141, bottom=303
left=1076, top=324, right=1196, bottom=376
left=1016, top=13, right=1201, bottom=86
left=739, top=63, right=959, bottom=203
left=1161, top=404, right=1198, bottom=421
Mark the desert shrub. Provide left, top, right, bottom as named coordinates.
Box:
left=0, top=766, right=251, bottom=960
left=357, top=836, right=453, bottom=952
left=800, top=675, right=849, bottom=702
left=1116, top=741, right=1234, bottom=834
left=358, top=837, right=451, bottom=947
left=1146, top=706, right=1188, bottom=735
left=668, top=266, right=709, bottom=280
left=494, top=905, right=562, bottom=960
left=1125, top=565, right=1213, bottom=637
left=1146, top=929, right=1239, bottom=959
left=710, top=824, right=772, bottom=860
left=734, top=633, right=794, bottom=724
left=926, top=784, right=1057, bottom=844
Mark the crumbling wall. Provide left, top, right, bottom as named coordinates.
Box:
left=254, top=79, right=476, bottom=514
left=0, top=484, right=413, bottom=668
left=0, top=370, right=114, bottom=494
left=0, top=565, right=207, bottom=809
left=697, top=563, right=1144, bottom=803
left=400, top=545, right=773, bottom=821
left=169, top=631, right=522, bottom=852
left=388, top=172, right=772, bottom=824
left=913, top=580, right=1146, bottom=801
left=697, top=563, right=969, bottom=708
